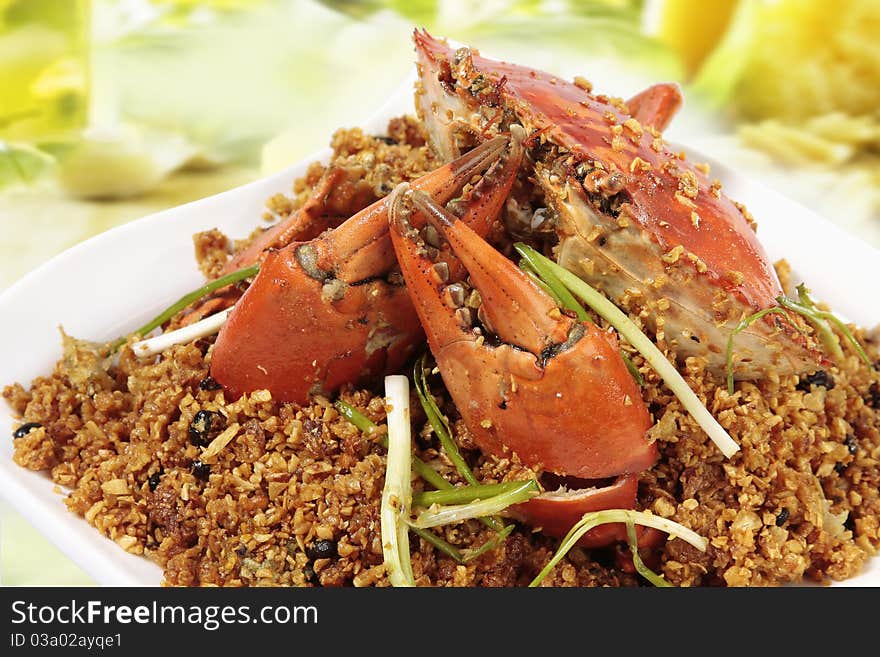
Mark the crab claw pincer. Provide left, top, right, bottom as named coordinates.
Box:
left=210, top=134, right=522, bottom=404
left=388, top=185, right=657, bottom=545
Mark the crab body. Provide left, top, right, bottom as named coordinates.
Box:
left=413, top=30, right=820, bottom=380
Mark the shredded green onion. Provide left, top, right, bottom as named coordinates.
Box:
left=621, top=352, right=645, bottom=387
left=520, top=260, right=566, bottom=308
left=411, top=522, right=516, bottom=564
left=334, top=399, right=449, bottom=491
left=779, top=289, right=871, bottom=367
left=409, top=526, right=464, bottom=563
left=336, top=398, right=506, bottom=565
left=380, top=375, right=415, bottom=587
left=111, top=263, right=259, bottom=351
left=725, top=306, right=790, bottom=395
left=334, top=399, right=383, bottom=437
left=413, top=354, right=479, bottom=486
left=412, top=480, right=539, bottom=508
left=519, top=256, right=589, bottom=322
left=462, top=524, right=515, bottom=563
left=726, top=284, right=871, bottom=394
left=411, top=479, right=539, bottom=529
left=515, top=244, right=739, bottom=459
left=413, top=355, right=508, bottom=533
left=625, top=521, right=671, bottom=587
left=529, top=509, right=707, bottom=587
left=518, top=253, right=642, bottom=386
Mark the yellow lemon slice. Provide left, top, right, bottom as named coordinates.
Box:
left=645, top=0, right=739, bottom=78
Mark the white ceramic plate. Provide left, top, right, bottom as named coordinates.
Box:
left=1, top=71, right=878, bottom=587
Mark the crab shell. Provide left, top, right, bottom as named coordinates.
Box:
left=413, top=29, right=821, bottom=381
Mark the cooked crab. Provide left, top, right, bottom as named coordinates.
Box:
left=412, top=29, right=821, bottom=382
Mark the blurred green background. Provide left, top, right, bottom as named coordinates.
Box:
left=2, top=0, right=879, bottom=585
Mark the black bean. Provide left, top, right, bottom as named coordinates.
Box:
left=844, top=514, right=856, bottom=534
left=303, top=563, right=321, bottom=586
left=13, top=422, right=42, bottom=439
left=865, top=382, right=880, bottom=409
left=191, top=459, right=211, bottom=481
left=199, top=376, right=222, bottom=391
left=374, top=135, right=397, bottom=145
left=189, top=410, right=214, bottom=446
left=775, top=508, right=790, bottom=526
left=834, top=462, right=847, bottom=474
left=236, top=544, right=248, bottom=557
left=147, top=471, right=162, bottom=492
left=845, top=434, right=858, bottom=455
left=306, top=539, right=338, bottom=561
left=796, top=370, right=835, bottom=392
left=303, top=419, right=322, bottom=439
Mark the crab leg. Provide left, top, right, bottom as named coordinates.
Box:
left=625, top=82, right=683, bottom=132
left=210, top=135, right=519, bottom=404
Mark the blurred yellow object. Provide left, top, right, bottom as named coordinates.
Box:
left=650, top=0, right=738, bottom=77
left=56, top=125, right=200, bottom=199
left=0, top=0, right=90, bottom=141
left=0, top=141, right=55, bottom=189
left=693, top=0, right=880, bottom=122
left=150, top=0, right=266, bottom=9
left=738, top=120, right=855, bottom=167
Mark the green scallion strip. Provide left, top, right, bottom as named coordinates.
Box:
left=529, top=509, right=707, bottom=587
left=414, top=354, right=479, bottom=486
left=411, top=479, right=539, bottom=529
left=413, top=355, right=506, bottom=532
left=413, top=480, right=539, bottom=508
left=462, top=524, right=515, bottom=563
left=778, top=295, right=871, bottom=367
left=515, top=243, right=740, bottom=459
left=725, top=306, right=790, bottom=395
left=519, top=257, right=588, bottom=321
left=795, top=283, right=816, bottom=309
left=334, top=399, right=383, bottom=437
left=519, top=251, right=645, bottom=388
left=791, top=283, right=861, bottom=361
left=410, top=526, right=464, bottom=563
left=621, top=352, right=645, bottom=387
left=521, top=262, right=566, bottom=308
left=380, top=375, right=415, bottom=587
left=625, top=521, right=671, bottom=587
left=335, top=398, right=497, bottom=564
left=111, top=263, right=259, bottom=350
left=519, top=251, right=643, bottom=386
left=334, top=399, right=449, bottom=491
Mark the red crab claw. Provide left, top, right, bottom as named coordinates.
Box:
left=210, top=134, right=521, bottom=404
left=223, top=166, right=378, bottom=276
left=389, top=187, right=657, bottom=546
left=510, top=474, right=665, bottom=550
left=177, top=167, right=379, bottom=328
left=413, top=30, right=821, bottom=381
left=510, top=473, right=638, bottom=549
left=389, top=186, right=656, bottom=477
